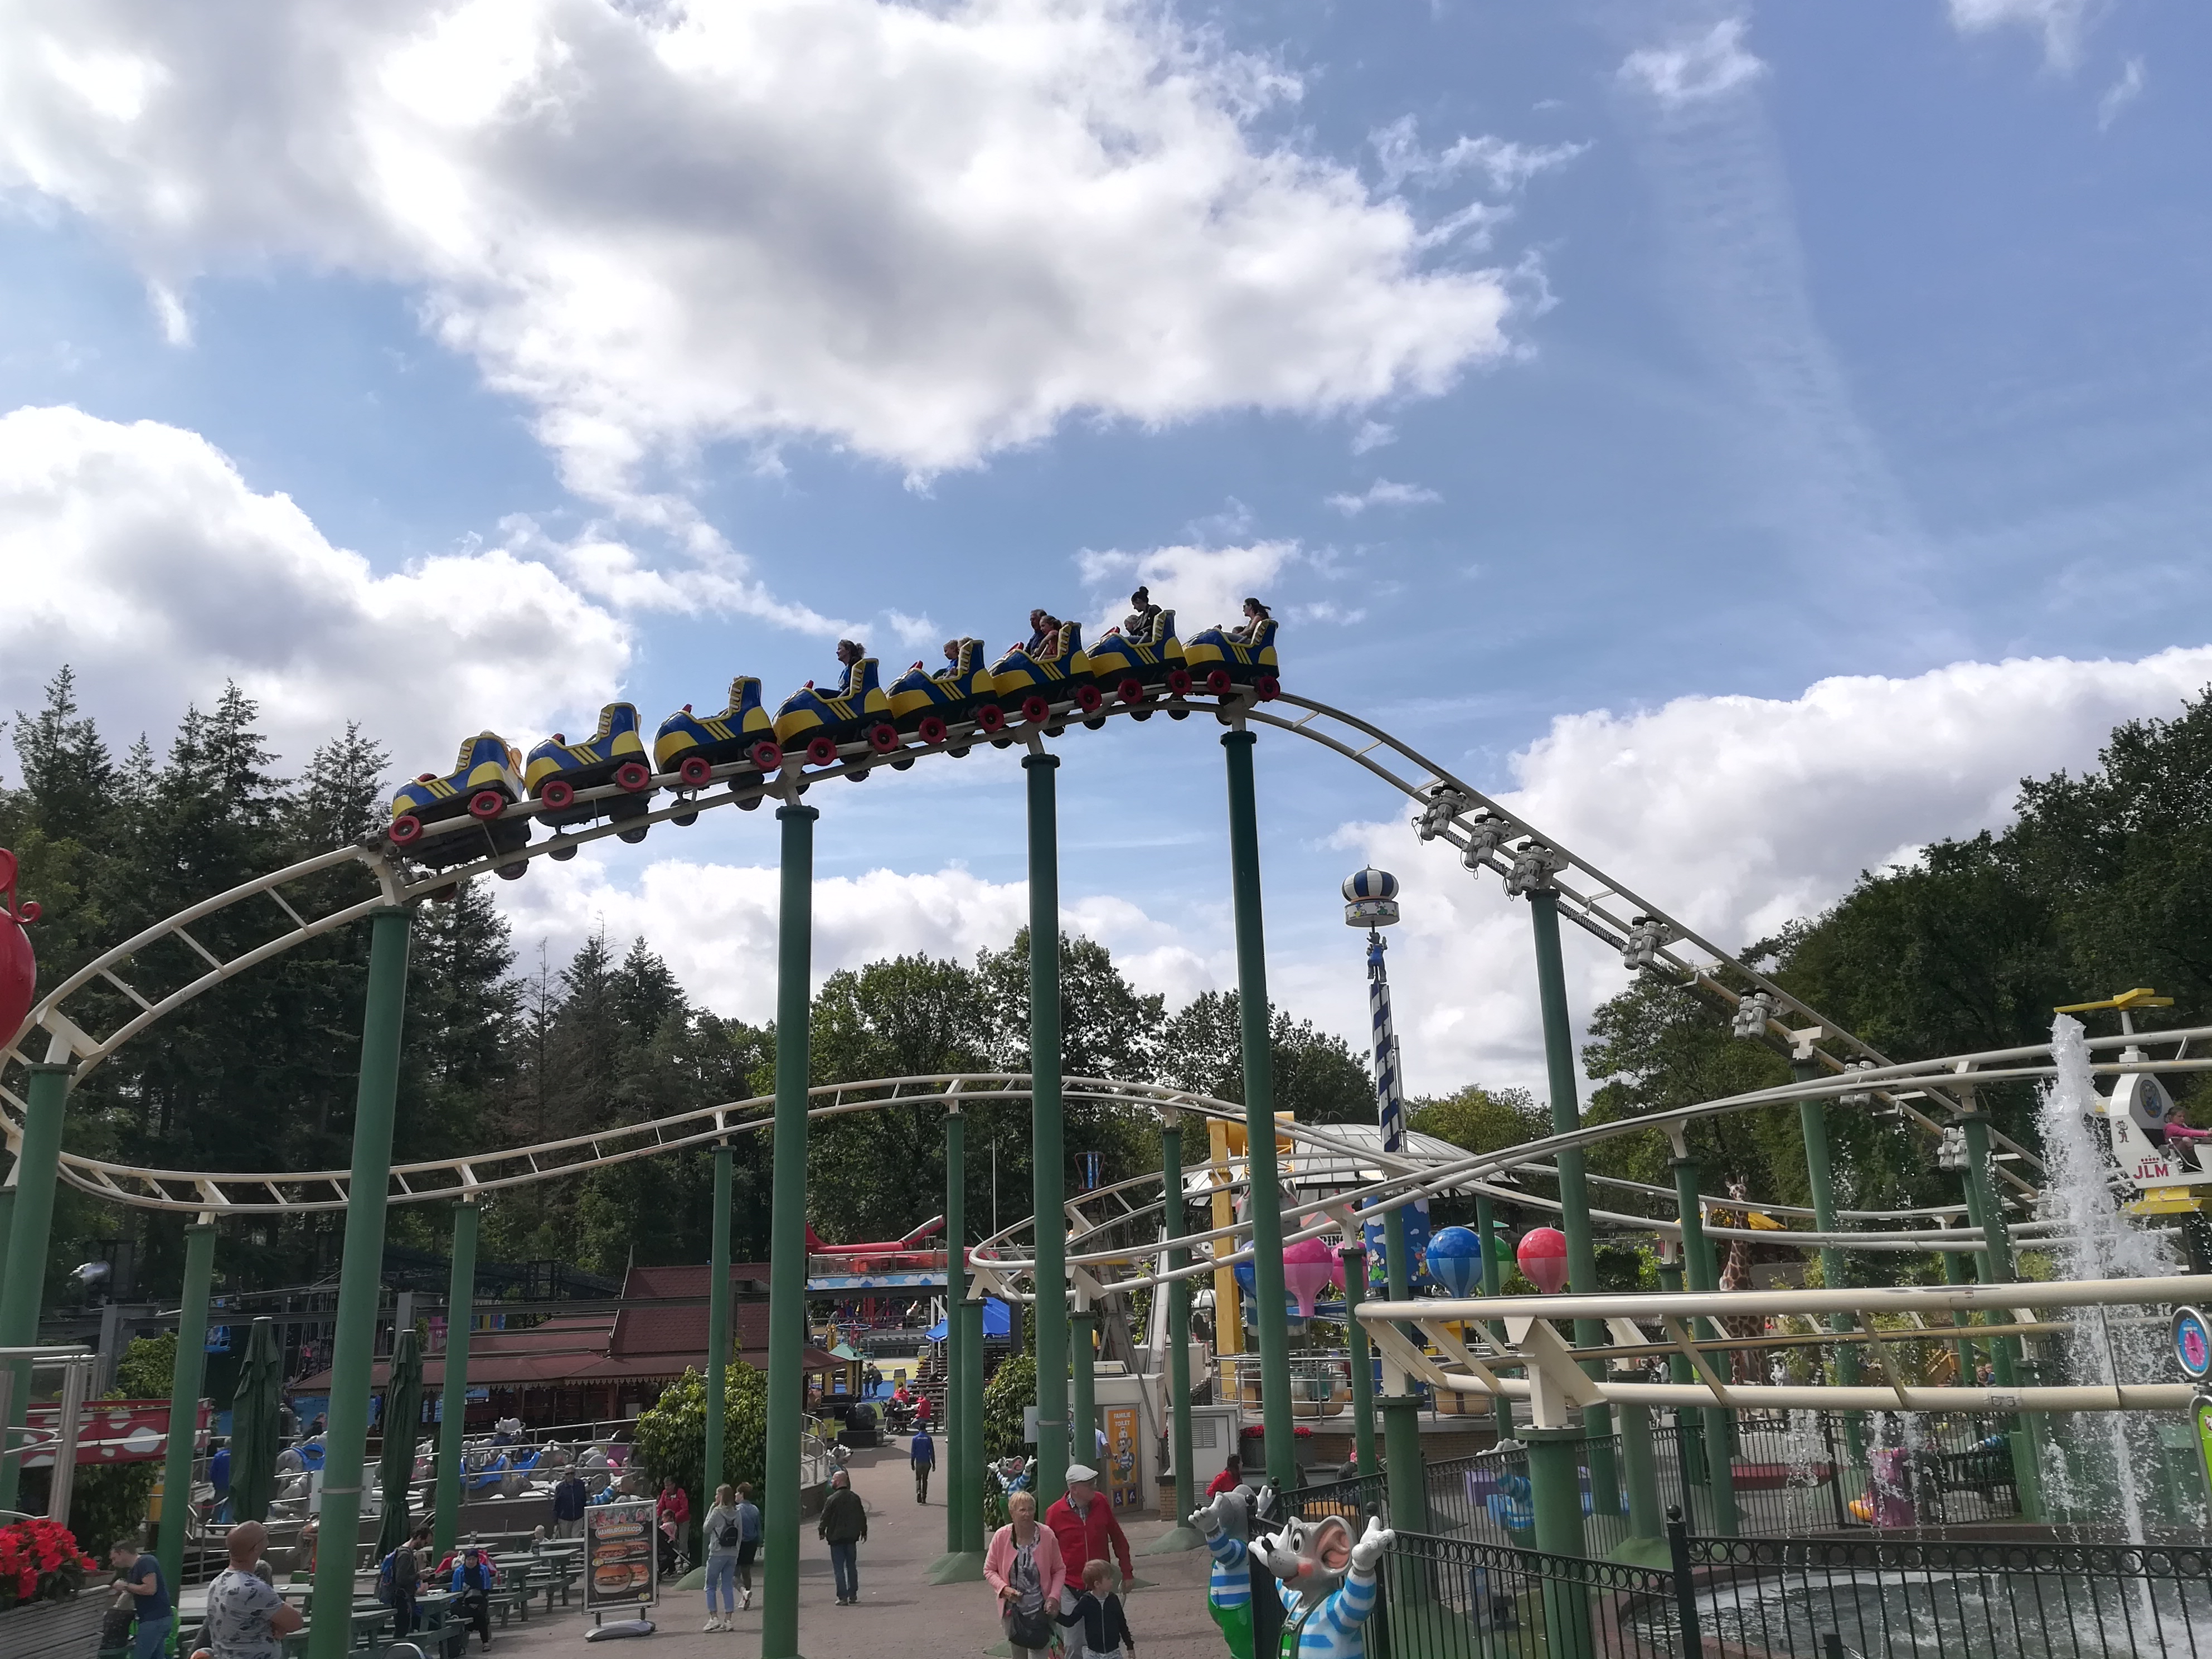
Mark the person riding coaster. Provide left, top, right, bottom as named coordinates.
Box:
left=387, top=733, right=529, bottom=872
left=1183, top=598, right=1280, bottom=701
left=652, top=675, right=780, bottom=814
left=989, top=609, right=1102, bottom=732
left=772, top=640, right=898, bottom=775
left=1087, top=585, right=1188, bottom=722
left=887, top=638, right=995, bottom=753
left=525, top=702, right=659, bottom=845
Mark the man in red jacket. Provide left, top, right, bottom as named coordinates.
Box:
left=1044, top=1463, right=1133, bottom=1586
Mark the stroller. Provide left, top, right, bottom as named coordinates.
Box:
left=657, top=1519, right=691, bottom=1581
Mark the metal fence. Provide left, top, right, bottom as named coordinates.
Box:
left=1376, top=1526, right=1682, bottom=1659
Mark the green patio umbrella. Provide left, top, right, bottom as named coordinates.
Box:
left=229, top=1316, right=282, bottom=1524
left=376, top=1328, right=425, bottom=1560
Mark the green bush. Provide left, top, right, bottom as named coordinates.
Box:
left=114, top=1334, right=177, bottom=1400
left=628, top=1365, right=768, bottom=1503
left=982, top=1351, right=1035, bottom=1461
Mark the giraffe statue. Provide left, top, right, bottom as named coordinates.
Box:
left=1714, top=1177, right=1766, bottom=1384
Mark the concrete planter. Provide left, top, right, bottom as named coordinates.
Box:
left=3, top=1590, right=108, bottom=1659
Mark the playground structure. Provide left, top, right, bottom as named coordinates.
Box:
left=2, top=618, right=2209, bottom=1659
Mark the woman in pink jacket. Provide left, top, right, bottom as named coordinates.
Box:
left=984, top=1490, right=1064, bottom=1659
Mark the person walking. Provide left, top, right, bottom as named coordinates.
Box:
left=390, top=1525, right=429, bottom=1638
left=1058, top=1559, right=1138, bottom=1659
left=1045, top=1464, right=1134, bottom=1586
left=551, top=1467, right=589, bottom=1540
left=202, top=1521, right=303, bottom=1658
left=984, top=1490, right=1064, bottom=1659
left=109, top=1537, right=171, bottom=1659
left=657, top=1476, right=691, bottom=1568
left=910, top=1425, right=936, bottom=1503
left=733, top=1482, right=762, bottom=1611
left=817, top=1468, right=868, bottom=1605
left=701, top=1483, right=744, bottom=1631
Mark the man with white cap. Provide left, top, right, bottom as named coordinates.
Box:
left=1044, top=1464, right=1133, bottom=1590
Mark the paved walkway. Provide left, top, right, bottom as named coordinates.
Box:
left=478, top=1447, right=1224, bottom=1659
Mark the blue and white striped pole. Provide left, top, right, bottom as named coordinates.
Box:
left=1341, top=869, right=1414, bottom=1305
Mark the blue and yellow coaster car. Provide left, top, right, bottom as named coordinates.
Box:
left=653, top=677, right=781, bottom=813
left=886, top=639, right=995, bottom=745
left=1182, top=615, right=1280, bottom=700
left=989, top=623, right=1104, bottom=729
left=772, top=657, right=898, bottom=769
left=525, top=702, right=657, bottom=843
left=387, top=733, right=529, bottom=872
left=1087, top=609, right=1191, bottom=714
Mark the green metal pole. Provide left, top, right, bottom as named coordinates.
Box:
left=1220, top=730, right=1295, bottom=1492
left=1527, top=890, right=1620, bottom=1519
left=0, top=1063, right=70, bottom=1515
left=157, top=1219, right=216, bottom=1615
left=306, top=906, right=413, bottom=1659
left=957, top=1296, right=985, bottom=1556
left=1070, top=1307, right=1097, bottom=1479
left=1939, top=1239, right=1979, bottom=1384
left=1958, top=1111, right=2045, bottom=1520
left=0, top=1181, right=14, bottom=1310
left=1026, top=753, right=1070, bottom=1507
left=1525, top=1428, right=1596, bottom=1659
left=1338, top=1246, right=1378, bottom=1481
left=942, top=1109, right=966, bottom=1562
left=1670, top=1156, right=1739, bottom=1537
left=1794, top=1063, right=1864, bottom=1468
left=762, top=802, right=815, bottom=1659
left=1473, top=1193, right=1515, bottom=1447
left=1148, top=1117, right=1205, bottom=1553
left=433, top=1199, right=478, bottom=1560
left=1381, top=1391, right=1428, bottom=1532
left=704, top=1141, right=733, bottom=1549
left=1656, top=1258, right=1702, bottom=1508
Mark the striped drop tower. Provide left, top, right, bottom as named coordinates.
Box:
left=1342, top=866, right=1405, bottom=1153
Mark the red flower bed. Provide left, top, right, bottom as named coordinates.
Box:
left=1238, top=1423, right=1313, bottom=1439
left=0, top=1516, right=98, bottom=1609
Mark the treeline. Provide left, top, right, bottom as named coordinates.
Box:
left=0, top=672, right=1373, bottom=1301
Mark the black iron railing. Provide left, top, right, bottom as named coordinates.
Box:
left=1378, top=1525, right=1682, bottom=1659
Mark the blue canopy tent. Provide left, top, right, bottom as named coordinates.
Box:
left=925, top=1297, right=1011, bottom=1342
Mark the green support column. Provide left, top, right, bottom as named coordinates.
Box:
left=157, top=1218, right=216, bottom=1613
left=1473, top=1194, right=1515, bottom=1447
left=433, top=1199, right=478, bottom=1560
left=1656, top=1258, right=1704, bottom=1502
left=1958, top=1111, right=2046, bottom=1520
left=0, top=1063, right=70, bottom=1514
left=1147, top=1115, right=1205, bottom=1553
left=1220, top=730, right=1295, bottom=1491
left=1670, top=1156, right=1739, bottom=1537
left=1026, top=753, right=1071, bottom=1506
left=0, top=1181, right=14, bottom=1308
left=1794, top=1061, right=1864, bottom=1468
left=957, top=1297, right=986, bottom=1556
left=1525, top=1428, right=1596, bottom=1659
left=1070, top=1307, right=1098, bottom=1478
left=307, top=907, right=414, bottom=1659
left=703, top=1141, right=733, bottom=1554
left=762, top=803, right=817, bottom=1659
left=1338, top=1246, right=1379, bottom=1481
left=1381, top=1391, right=1428, bottom=1532
left=934, top=1108, right=969, bottom=1571
left=1939, top=1240, right=1980, bottom=1384
left=1526, top=890, right=1620, bottom=1519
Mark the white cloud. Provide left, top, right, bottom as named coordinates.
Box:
left=0, top=405, right=630, bottom=769
left=1947, top=0, right=2095, bottom=71
left=1074, top=540, right=1299, bottom=642
left=2097, top=56, right=2144, bottom=129
left=1, top=0, right=1523, bottom=495
left=1336, top=646, right=2212, bottom=1095
left=1323, top=478, right=1441, bottom=516
left=1370, top=118, right=1588, bottom=195
left=1349, top=420, right=1395, bottom=455
left=495, top=513, right=845, bottom=634
left=1619, top=18, right=1767, bottom=108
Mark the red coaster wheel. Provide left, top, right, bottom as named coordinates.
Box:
left=1073, top=684, right=1103, bottom=714
left=540, top=779, right=575, bottom=811
left=1020, top=695, right=1051, bottom=725
left=1205, top=668, right=1233, bottom=696
left=866, top=722, right=900, bottom=755
left=750, top=740, right=784, bottom=773
left=614, top=760, right=652, bottom=792
left=1165, top=668, right=1192, bottom=696
left=916, top=714, right=948, bottom=746
left=1117, top=678, right=1145, bottom=705
left=806, top=734, right=840, bottom=767
left=678, top=755, right=714, bottom=786
left=975, top=702, right=1006, bottom=734
left=1255, top=675, right=1280, bottom=702
left=467, top=789, right=507, bottom=822
left=388, top=814, right=424, bottom=847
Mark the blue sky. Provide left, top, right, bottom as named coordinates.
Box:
left=3, top=0, right=2208, bottom=1094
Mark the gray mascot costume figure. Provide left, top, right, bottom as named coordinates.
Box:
left=1194, top=1487, right=1394, bottom=1659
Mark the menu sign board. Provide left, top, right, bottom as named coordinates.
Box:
left=583, top=1500, right=658, bottom=1612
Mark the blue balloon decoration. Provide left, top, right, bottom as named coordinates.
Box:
left=1427, top=1225, right=1483, bottom=1297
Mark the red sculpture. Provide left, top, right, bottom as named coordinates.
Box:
left=0, top=849, right=38, bottom=1050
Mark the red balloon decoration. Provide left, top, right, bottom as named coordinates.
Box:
left=0, top=850, right=38, bottom=1051
left=1515, top=1226, right=1570, bottom=1295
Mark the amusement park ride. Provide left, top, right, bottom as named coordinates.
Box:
left=4, top=603, right=2212, bottom=1659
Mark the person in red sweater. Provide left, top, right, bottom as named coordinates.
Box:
left=1044, top=1464, right=1133, bottom=1585
left=1204, top=1454, right=1244, bottom=1500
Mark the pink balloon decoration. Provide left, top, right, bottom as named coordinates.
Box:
left=1282, top=1236, right=1342, bottom=1318
left=1515, top=1227, right=1570, bottom=1295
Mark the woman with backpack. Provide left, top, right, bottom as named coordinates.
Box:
left=701, top=1483, right=746, bottom=1631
